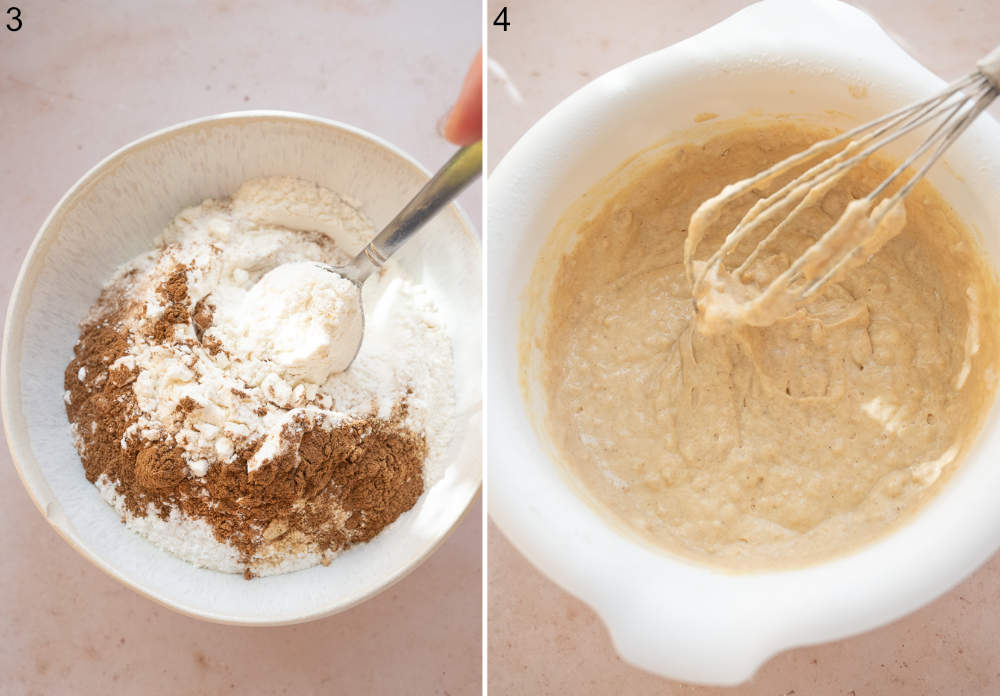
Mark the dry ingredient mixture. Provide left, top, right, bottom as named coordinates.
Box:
left=528, top=122, right=1000, bottom=570
left=64, top=177, right=455, bottom=577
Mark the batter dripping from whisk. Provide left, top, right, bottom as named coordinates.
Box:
left=689, top=194, right=907, bottom=334
left=688, top=57, right=999, bottom=334
left=531, top=122, right=999, bottom=569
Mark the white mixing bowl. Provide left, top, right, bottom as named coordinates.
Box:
left=2, top=111, right=482, bottom=625
left=488, top=0, right=1000, bottom=685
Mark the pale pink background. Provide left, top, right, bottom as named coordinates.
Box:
left=0, top=2, right=481, bottom=695
left=487, top=0, right=1000, bottom=693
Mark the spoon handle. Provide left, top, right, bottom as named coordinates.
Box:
left=347, top=140, right=482, bottom=283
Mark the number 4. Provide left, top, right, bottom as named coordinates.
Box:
left=493, top=6, right=509, bottom=31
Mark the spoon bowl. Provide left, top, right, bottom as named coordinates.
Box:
left=318, top=140, right=482, bottom=371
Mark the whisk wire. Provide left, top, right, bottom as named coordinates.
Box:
left=689, top=60, right=999, bottom=323
left=801, top=80, right=1000, bottom=298
left=693, top=72, right=987, bottom=290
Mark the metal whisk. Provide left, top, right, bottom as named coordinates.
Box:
left=685, top=45, right=1000, bottom=330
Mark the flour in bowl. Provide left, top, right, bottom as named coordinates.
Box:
left=63, top=177, right=456, bottom=577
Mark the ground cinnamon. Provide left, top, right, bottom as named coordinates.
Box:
left=64, top=268, right=426, bottom=576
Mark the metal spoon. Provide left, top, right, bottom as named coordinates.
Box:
left=319, top=140, right=482, bottom=370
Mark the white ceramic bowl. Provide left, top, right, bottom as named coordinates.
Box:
left=489, top=0, right=1000, bottom=685
left=2, top=111, right=481, bottom=625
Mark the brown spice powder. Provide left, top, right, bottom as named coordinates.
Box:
left=64, top=264, right=426, bottom=576
left=150, top=265, right=191, bottom=343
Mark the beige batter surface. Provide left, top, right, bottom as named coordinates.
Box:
left=531, top=122, right=1000, bottom=570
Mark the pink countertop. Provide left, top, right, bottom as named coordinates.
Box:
left=0, top=2, right=481, bottom=694
left=487, top=0, right=1000, bottom=693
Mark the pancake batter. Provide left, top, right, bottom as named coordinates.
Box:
left=530, top=122, right=999, bottom=569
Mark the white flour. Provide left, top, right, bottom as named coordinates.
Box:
left=231, top=261, right=364, bottom=382
left=72, top=177, right=456, bottom=575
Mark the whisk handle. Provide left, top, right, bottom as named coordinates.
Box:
left=978, top=45, right=1000, bottom=89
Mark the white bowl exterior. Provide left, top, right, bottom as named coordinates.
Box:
left=489, top=0, right=1000, bottom=685
left=2, top=112, right=482, bottom=625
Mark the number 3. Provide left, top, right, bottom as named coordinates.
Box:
left=6, top=6, right=21, bottom=31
